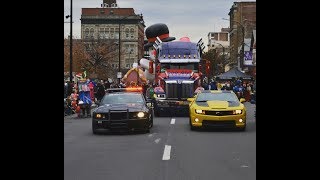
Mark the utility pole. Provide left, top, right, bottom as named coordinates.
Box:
left=69, top=0, right=73, bottom=82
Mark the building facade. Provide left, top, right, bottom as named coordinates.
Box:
left=228, top=1, right=256, bottom=73
left=80, top=0, right=145, bottom=72
left=207, top=28, right=229, bottom=51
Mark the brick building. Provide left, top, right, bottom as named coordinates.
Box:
left=228, top=1, right=256, bottom=73
left=80, top=0, right=145, bottom=73
left=207, top=28, right=229, bottom=51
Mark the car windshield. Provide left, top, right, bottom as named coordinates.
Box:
left=196, top=92, right=239, bottom=102
left=101, top=93, right=144, bottom=104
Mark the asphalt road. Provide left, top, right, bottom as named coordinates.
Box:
left=64, top=102, right=256, bottom=180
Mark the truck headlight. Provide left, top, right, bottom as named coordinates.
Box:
left=137, top=112, right=145, bottom=118
left=96, top=114, right=102, bottom=118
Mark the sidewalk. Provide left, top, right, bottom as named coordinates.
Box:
left=64, top=107, right=97, bottom=120
left=64, top=113, right=78, bottom=120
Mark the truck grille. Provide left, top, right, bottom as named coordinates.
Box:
left=166, top=83, right=178, bottom=98
left=181, top=83, right=194, bottom=98
left=165, top=82, right=194, bottom=98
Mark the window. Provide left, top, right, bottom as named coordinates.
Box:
left=127, top=45, right=135, bottom=54
left=99, top=28, right=104, bottom=39
left=130, top=28, right=134, bottom=39
left=115, top=28, right=119, bottom=39
left=89, top=28, right=94, bottom=39
left=125, top=28, right=129, bottom=39
left=110, top=28, right=114, bottom=39
left=125, top=44, right=130, bottom=51
left=84, top=28, right=89, bottom=39
left=105, top=28, right=109, bottom=39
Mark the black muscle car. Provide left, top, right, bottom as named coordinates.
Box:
left=92, top=88, right=153, bottom=134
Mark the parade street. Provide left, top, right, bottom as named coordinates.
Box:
left=64, top=102, right=256, bottom=180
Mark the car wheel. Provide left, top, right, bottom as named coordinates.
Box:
left=190, top=125, right=196, bottom=131
left=237, top=125, right=246, bottom=131
left=190, top=119, right=196, bottom=131
left=92, top=121, right=98, bottom=134
left=150, top=115, right=153, bottom=128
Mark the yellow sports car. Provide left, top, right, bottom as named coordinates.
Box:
left=188, top=90, right=246, bottom=131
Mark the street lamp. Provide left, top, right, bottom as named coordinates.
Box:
left=66, top=0, right=73, bottom=82
left=222, top=18, right=244, bottom=70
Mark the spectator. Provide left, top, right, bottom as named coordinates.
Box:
left=96, top=82, right=105, bottom=102
left=209, top=80, right=217, bottom=90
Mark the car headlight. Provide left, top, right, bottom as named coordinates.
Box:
left=233, top=110, right=242, bottom=114
left=95, top=113, right=102, bottom=118
left=195, top=109, right=205, bottom=114
left=137, top=112, right=145, bottom=118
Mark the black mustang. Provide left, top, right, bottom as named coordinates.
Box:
left=92, top=88, right=153, bottom=134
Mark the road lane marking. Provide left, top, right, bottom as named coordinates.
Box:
left=241, top=165, right=249, bottom=168
left=170, top=118, right=175, bottom=124
left=148, top=133, right=156, bottom=137
left=155, top=138, right=161, bottom=144
left=162, top=145, right=171, bottom=160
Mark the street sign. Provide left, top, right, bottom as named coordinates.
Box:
left=117, top=72, right=122, bottom=78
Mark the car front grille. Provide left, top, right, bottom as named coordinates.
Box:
left=95, top=109, right=149, bottom=130
left=97, top=112, right=141, bottom=120
left=110, top=112, right=128, bottom=120
left=205, top=111, right=234, bottom=116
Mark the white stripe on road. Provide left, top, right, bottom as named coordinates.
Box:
left=155, top=138, right=161, bottom=144
left=162, top=145, right=171, bottom=160
left=170, top=118, right=176, bottom=124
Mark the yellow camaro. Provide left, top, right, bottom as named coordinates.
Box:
left=188, top=90, right=246, bottom=131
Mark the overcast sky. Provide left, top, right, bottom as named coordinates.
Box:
left=64, top=0, right=256, bottom=50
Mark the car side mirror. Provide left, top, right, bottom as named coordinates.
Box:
left=240, top=98, right=246, bottom=103
left=187, top=98, right=195, bottom=102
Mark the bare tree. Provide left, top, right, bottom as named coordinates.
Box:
left=64, top=38, right=119, bottom=80
left=64, top=39, right=88, bottom=76
left=82, top=38, right=119, bottom=80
